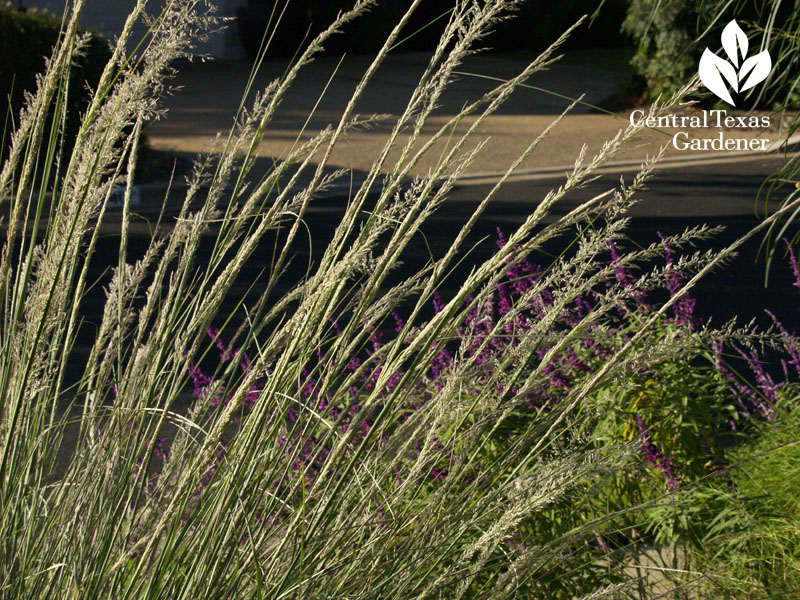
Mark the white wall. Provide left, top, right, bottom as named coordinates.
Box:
left=21, top=0, right=248, bottom=59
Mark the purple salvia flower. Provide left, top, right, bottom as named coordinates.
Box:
left=496, top=227, right=507, bottom=249
left=608, top=240, right=635, bottom=289
left=765, top=309, right=800, bottom=379
left=431, top=341, right=454, bottom=390
left=239, top=351, right=252, bottom=374
left=497, top=281, right=513, bottom=317
left=658, top=231, right=696, bottom=326
left=370, top=328, right=384, bottom=353
left=657, top=231, right=674, bottom=265
left=346, top=356, right=362, bottom=374
left=329, top=317, right=343, bottom=336
left=713, top=342, right=755, bottom=420
left=302, top=367, right=318, bottom=401
left=734, top=347, right=779, bottom=420
left=519, top=253, right=540, bottom=279
left=576, top=295, right=593, bottom=317
left=244, top=386, right=260, bottom=409
left=636, top=415, right=679, bottom=491
left=565, top=346, right=591, bottom=374
left=387, top=369, right=404, bottom=389
left=430, top=468, right=448, bottom=481
left=188, top=361, right=213, bottom=398
left=786, top=239, right=800, bottom=289
left=208, top=326, right=235, bottom=362
left=391, top=309, right=405, bottom=333
left=432, top=290, right=446, bottom=315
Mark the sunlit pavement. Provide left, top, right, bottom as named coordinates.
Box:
left=147, top=54, right=789, bottom=176
left=138, top=53, right=797, bottom=219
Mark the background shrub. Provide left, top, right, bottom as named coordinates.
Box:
left=622, top=0, right=800, bottom=108
left=0, top=2, right=111, bottom=157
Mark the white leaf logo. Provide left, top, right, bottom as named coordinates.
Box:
left=698, top=20, right=772, bottom=106
left=739, top=50, right=771, bottom=92
left=699, top=49, right=738, bottom=105
left=722, top=20, right=748, bottom=67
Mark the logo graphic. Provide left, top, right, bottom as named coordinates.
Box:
left=699, top=20, right=771, bottom=106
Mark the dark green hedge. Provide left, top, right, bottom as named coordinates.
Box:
left=0, top=3, right=111, bottom=153
left=622, top=0, right=800, bottom=109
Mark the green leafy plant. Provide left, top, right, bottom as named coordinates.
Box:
left=690, top=390, right=800, bottom=598
left=0, top=1, right=111, bottom=158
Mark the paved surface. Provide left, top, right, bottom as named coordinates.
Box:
left=448, top=153, right=792, bottom=219
left=149, top=53, right=628, bottom=176
left=147, top=53, right=790, bottom=183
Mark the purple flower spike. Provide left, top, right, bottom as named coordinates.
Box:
left=188, top=361, right=212, bottom=398
left=432, top=291, right=446, bottom=315
left=713, top=341, right=758, bottom=419
left=608, top=240, right=636, bottom=290
left=497, top=282, right=513, bottom=317
left=391, top=309, right=405, bottom=333
left=734, top=347, right=779, bottom=421
left=496, top=227, right=508, bottom=249
left=239, top=351, right=252, bottom=374
left=786, top=239, right=800, bottom=289
left=636, top=415, right=680, bottom=491
left=657, top=231, right=697, bottom=327
left=328, top=318, right=343, bottom=336
left=766, top=309, right=800, bottom=379
left=208, top=326, right=235, bottom=362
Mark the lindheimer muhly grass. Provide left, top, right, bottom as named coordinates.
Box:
left=1, top=0, right=799, bottom=598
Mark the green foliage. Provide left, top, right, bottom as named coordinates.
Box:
left=622, top=0, right=800, bottom=109
left=583, top=356, right=740, bottom=557
left=599, top=356, right=736, bottom=482
left=0, top=2, right=111, bottom=154
left=622, top=0, right=699, bottom=100
left=692, top=391, right=800, bottom=597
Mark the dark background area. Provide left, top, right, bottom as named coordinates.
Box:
left=236, top=0, right=631, bottom=59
